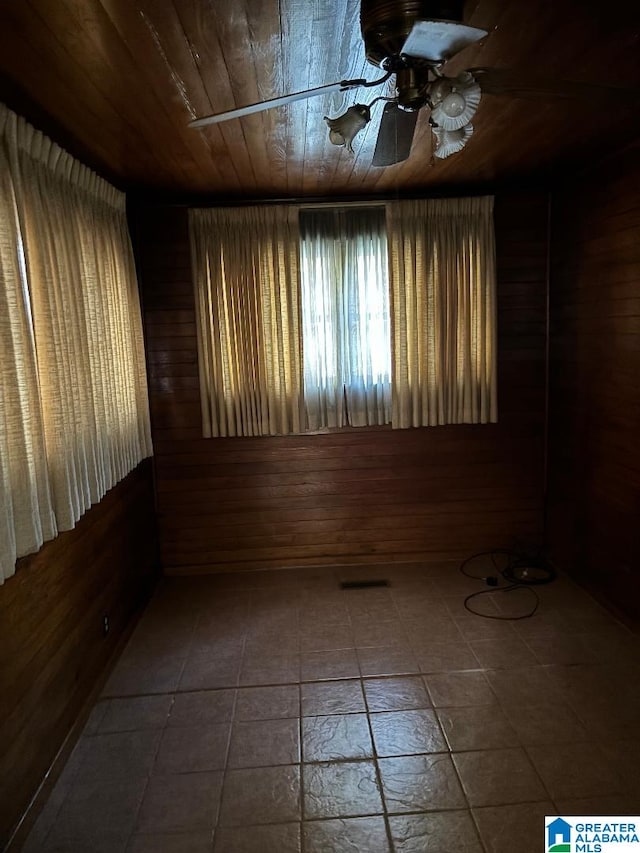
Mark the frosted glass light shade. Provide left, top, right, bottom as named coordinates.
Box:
left=324, top=104, right=371, bottom=153
left=433, top=123, right=474, bottom=159
left=429, top=72, right=481, bottom=130
left=441, top=92, right=466, bottom=118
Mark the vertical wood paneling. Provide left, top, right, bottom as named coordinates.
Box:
left=132, top=194, right=548, bottom=574
left=0, top=461, right=158, bottom=848
left=547, top=146, right=640, bottom=625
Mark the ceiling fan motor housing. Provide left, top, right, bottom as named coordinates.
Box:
left=360, top=0, right=465, bottom=66
left=395, top=66, right=430, bottom=109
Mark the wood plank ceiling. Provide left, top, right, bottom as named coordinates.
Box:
left=0, top=0, right=639, bottom=199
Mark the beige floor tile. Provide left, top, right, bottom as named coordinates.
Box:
left=378, top=754, right=466, bottom=813
left=102, top=655, right=185, bottom=697
left=235, top=684, right=300, bottom=720
left=82, top=702, right=109, bottom=736
left=120, top=623, right=193, bottom=664
left=389, top=810, right=483, bottom=853
left=25, top=567, right=640, bottom=853
left=191, top=618, right=247, bottom=653
left=357, top=645, right=419, bottom=677
left=73, top=730, right=162, bottom=783
left=346, top=591, right=396, bottom=622
left=526, top=742, right=624, bottom=800
left=180, top=651, right=242, bottom=691
left=190, top=632, right=246, bottom=659
left=239, top=653, right=300, bottom=686
left=573, top=694, right=640, bottom=738
left=437, top=705, right=520, bottom=751
left=137, top=772, right=223, bottom=833
left=243, top=632, right=300, bottom=656
left=453, top=748, right=548, bottom=807
left=470, top=637, right=538, bottom=669
left=304, top=816, right=390, bottom=852
left=413, top=641, right=480, bottom=674
left=425, top=671, right=496, bottom=707
left=370, top=709, right=446, bottom=756
left=229, top=718, right=300, bottom=767
left=168, top=689, right=236, bottom=726
left=127, top=830, right=214, bottom=853
left=219, top=765, right=301, bottom=826
left=473, top=801, right=556, bottom=853
left=97, top=695, right=173, bottom=733
left=20, top=785, right=69, bottom=853
left=351, top=619, right=409, bottom=648
left=401, top=616, right=464, bottom=645
left=299, top=624, right=354, bottom=653
left=394, top=601, right=453, bottom=625
left=501, top=701, right=590, bottom=746
left=363, top=676, right=431, bottom=712
left=452, top=615, right=520, bottom=642
left=303, top=760, right=383, bottom=818
left=582, top=625, right=640, bottom=663
left=525, top=633, right=600, bottom=666
left=42, top=832, right=127, bottom=852
left=553, top=793, right=640, bottom=813
left=301, top=679, right=366, bottom=716
left=302, top=714, right=373, bottom=762
left=44, top=777, right=147, bottom=849
left=484, top=666, right=565, bottom=707
left=213, top=822, right=300, bottom=852
left=154, top=723, right=231, bottom=773
left=300, top=649, right=360, bottom=682
left=299, top=605, right=349, bottom=626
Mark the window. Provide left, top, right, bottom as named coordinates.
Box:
left=189, top=196, right=497, bottom=438
left=299, top=207, right=391, bottom=429
left=0, top=103, right=152, bottom=583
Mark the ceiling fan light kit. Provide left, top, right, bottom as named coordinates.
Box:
left=433, top=122, right=474, bottom=159
left=325, top=104, right=372, bottom=152
left=428, top=72, right=482, bottom=130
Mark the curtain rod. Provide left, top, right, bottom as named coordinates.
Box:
left=127, top=183, right=508, bottom=210
left=297, top=199, right=386, bottom=210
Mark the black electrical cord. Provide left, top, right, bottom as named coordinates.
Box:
left=460, top=548, right=555, bottom=620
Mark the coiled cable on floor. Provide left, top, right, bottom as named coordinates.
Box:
left=460, top=548, right=556, bottom=620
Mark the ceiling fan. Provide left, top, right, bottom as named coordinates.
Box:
left=190, top=0, right=487, bottom=165
left=187, top=0, right=633, bottom=166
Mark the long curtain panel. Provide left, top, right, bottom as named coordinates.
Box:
left=388, top=196, right=497, bottom=428
left=189, top=206, right=304, bottom=437
left=0, top=103, right=152, bottom=583
left=299, top=207, right=391, bottom=429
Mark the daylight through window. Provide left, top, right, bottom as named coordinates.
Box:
left=299, top=206, right=391, bottom=430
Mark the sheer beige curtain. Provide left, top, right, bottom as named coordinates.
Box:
left=190, top=206, right=303, bottom=437
left=0, top=103, right=152, bottom=583
left=388, top=196, right=497, bottom=428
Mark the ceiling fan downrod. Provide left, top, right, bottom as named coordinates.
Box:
left=360, top=0, right=466, bottom=67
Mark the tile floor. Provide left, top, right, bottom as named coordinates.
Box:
left=23, top=562, right=640, bottom=852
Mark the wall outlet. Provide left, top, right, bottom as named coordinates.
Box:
left=103, top=614, right=110, bottom=636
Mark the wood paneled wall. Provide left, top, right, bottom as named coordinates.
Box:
left=132, top=193, right=548, bottom=575
left=547, top=146, right=640, bottom=625
left=0, top=461, right=158, bottom=848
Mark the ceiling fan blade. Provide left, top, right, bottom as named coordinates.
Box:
left=372, top=103, right=419, bottom=167
left=189, top=78, right=369, bottom=128
left=470, top=67, right=640, bottom=103
left=401, top=20, right=488, bottom=63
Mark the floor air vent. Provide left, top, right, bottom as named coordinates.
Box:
left=340, top=579, right=389, bottom=589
